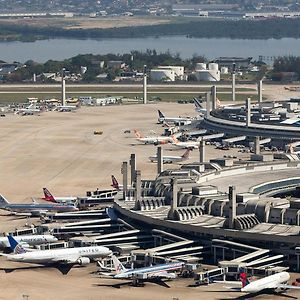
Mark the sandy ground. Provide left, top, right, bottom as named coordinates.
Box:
left=0, top=102, right=299, bottom=299
left=0, top=17, right=171, bottom=30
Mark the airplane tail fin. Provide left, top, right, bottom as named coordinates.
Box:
left=111, top=175, right=120, bottom=190
left=133, top=129, right=143, bottom=139
left=43, top=188, right=56, bottom=203
left=194, top=98, right=203, bottom=110
left=0, top=194, right=9, bottom=207
left=8, top=235, right=27, bottom=254
left=287, top=144, right=295, bottom=154
left=171, top=135, right=179, bottom=144
left=182, top=149, right=191, bottom=160
left=158, top=110, right=165, bottom=119
left=239, top=270, right=250, bottom=288
left=112, top=255, right=127, bottom=274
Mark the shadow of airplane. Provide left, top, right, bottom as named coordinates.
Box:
left=93, top=278, right=170, bottom=289
left=204, top=289, right=298, bottom=300
left=0, top=263, right=76, bottom=275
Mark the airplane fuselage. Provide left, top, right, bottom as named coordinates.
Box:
left=44, top=196, right=77, bottom=204
left=241, top=272, right=290, bottom=293
left=172, top=142, right=199, bottom=149
left=6, top=246, right=112, bottom=264
left=1, top=203, right=78, bottom=214
left=137, top=136, right=171, bottom=145
left=114, top=262, right=184, bottom=279
left=149, top=156, right=184, bottom=163
left=0, top=235, right=58, bottom=248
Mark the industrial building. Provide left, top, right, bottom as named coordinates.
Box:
left=212, top=57, right=253, bottom=70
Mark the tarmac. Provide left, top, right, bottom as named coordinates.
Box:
left=0, top=102, right=299, bottom=299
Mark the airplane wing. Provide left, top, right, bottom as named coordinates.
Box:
left=51, top=255, right=80, bottom=264
left=277, top=284, right=300, bottom=289
left=147, top=271, right=176, bottom=279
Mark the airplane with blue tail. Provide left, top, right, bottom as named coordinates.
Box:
left=0, top=235, right=112, bottom=274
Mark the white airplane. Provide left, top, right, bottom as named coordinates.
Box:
left=149, top=149, right=191, bottom=164
left=194, top=97, right=235, bottom=114
left=42, top=187, right=77, bottom=204
left=110, top=255, right=184, bottom=285
left=224, top=270, right=300, bottom=295
left=171, top=135, right=200, bottom=149
left=134, top=130, right=172, bottom=145
left=0, top=234, right=58, bottom=249
left=1, top=235, right=112, bottom=274
left=157, top=110, right=192, bottom=124
left=54, top=105, right=77, bottom=112
left=0, top=194, right=78, bottom=216
left=194, top=98, right=207, bottom=114
left=15, top=104, right=42, bottom=116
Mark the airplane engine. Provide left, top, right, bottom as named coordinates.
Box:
left=77, top=257, right=90, bottom=266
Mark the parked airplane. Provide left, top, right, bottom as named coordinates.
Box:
left=157, top=110, right=192, bottom=124
left=54, top=105, right=77, bottom=112
left=0, top=234, right=58, bottom=249
left=111, top=255, right=184, bottom=285
left=223, top=270, right=300, bottom=295
left=15, top=104, right=42, bottom=116
left=1, top=235, right=112, bottom=274
left=134, top=130, right=172, bottom=145
left=194, top=98, right=207, bottom=114
left=171, top=135, right=200, bottom=149
left=42, top=188, right=77, bottom=204
left=0, top=194, right=78, bottom=216
left=194, top=98, right=234, bottom=114
left=149, top=149, right=191, bottom=164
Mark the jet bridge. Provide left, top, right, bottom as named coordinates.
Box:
left=194, top=267, right=227, bottom=285
left=222, top=136, right=247, bottom=144
left=212, top=239, right=261, bottom=263
left=213, top=239, right=287, bottom=277
left=42, top=209, right=108, bottom=222
left=131, top=240, right=204, bottom=265
left=70, top=229, right=153, bottom=250
left=202, top=133, right=225, bottom=141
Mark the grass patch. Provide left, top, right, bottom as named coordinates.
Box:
left=0, top=91, right=259, bottom=104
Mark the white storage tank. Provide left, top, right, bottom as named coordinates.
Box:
left=195, top=70, right=220, bottom=82
left=157, top=66, right=184, bottom=78
left=150, top=69, right=175, bottom=82
left=208, top=63, right=219, bottom=71
left=195, top=63, right=207, bottom=71
left=221, top=66, right=229, bottom=74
